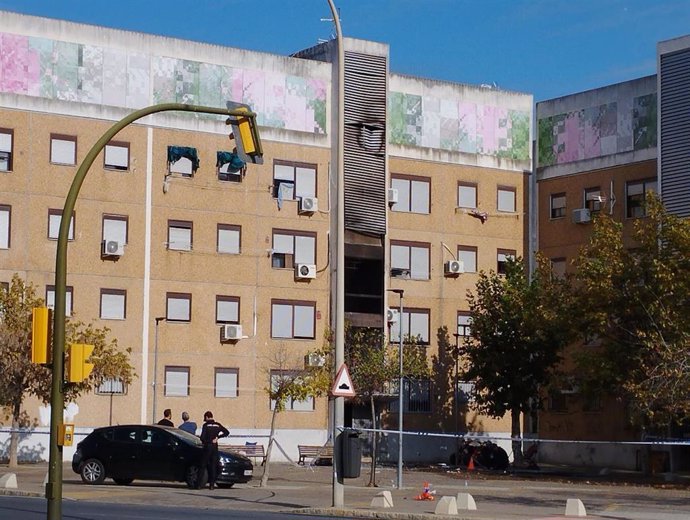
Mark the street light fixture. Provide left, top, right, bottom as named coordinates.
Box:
left=388, top=288, right=404, bottom=489
left=152, top=317, right=167, bottom=424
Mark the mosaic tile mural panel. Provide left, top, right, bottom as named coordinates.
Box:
left=0, top=32, right=327, bottom=135
left=538, top=94, right=657, bottom=167
left=389, top=90, right=530, bottom=161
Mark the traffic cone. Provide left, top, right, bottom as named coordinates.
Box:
left=467, top=456, right=475, bottom=471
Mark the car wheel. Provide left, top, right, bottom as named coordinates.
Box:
left=185, top=465, right=207, bottom=489
left=113, top=478, right=134, bottom=485
left=80, top=459, right=106, bottom=485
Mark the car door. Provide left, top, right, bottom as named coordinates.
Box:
left=138, top=427, right=177, bottom=481
left=105, top=426, right=140, bottom=479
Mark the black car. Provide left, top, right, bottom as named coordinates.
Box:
left=72, top=424, right=253, bottom=488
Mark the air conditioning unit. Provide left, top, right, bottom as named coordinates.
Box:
left=220, top=324, right=242, bottom=342
left=299, top=196, right=318, bottom=213
left=295, top=263, right=317, bottom=279
left=304, top=352, right=326, bottom=368
left=572, top=208, right=592, bottom=224
left=387, top=188, right=399, bottom=205
left=386, top=308, right=399, bottom=323
left=444, top=260, right=464, bottom=276
left=102, top=240, right=124, bottom=257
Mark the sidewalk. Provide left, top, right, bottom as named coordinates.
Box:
left=1, top=461, right=689, bottom=519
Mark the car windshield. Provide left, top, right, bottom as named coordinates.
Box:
left=168, top=428, right=202, bottom=446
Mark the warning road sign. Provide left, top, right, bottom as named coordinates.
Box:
left=331, top=363, right=356, bottom=397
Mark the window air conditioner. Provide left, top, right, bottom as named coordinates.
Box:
left=102, top=240, right=124, bottom=257
left=444, top=260, right=464, bottom=276
left=220, top=324, right=242, bottom=342
left=295, top=263, right=317, bottom=279
left=386, top=308, right=399, bottom=323
left=572, top=208, right=591, bottom=224
left=304, top=352, right=326, bottom=368
left=299, top=196, right=318, bottom=213
left=387, top=188, right=399, bottom=205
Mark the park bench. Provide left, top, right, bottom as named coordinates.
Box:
left=228, top=443, right=266, bottom=466
left=297, top=444, right=333, bottom=465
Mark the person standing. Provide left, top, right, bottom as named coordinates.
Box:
left=157, top=408, right=174, bottom=427
left=178, top=411, right=198, bottom=434
left=198, top=411, right=229, bottom=489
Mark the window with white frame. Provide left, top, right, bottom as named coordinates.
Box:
left=166, top=292, right=191, bottom=322
left=48, top=209, right=75, bottom=240
left=217, top=224, right=240, bottom=254
left=389, top=379, right=432, bottom=413
left=0, top=205, right=10, bottom=249
left=167, top=220, right=192, bottom=251
left=390, top=307, right=429, bottom=344
left=102, top=214, right=128, bottom=245
left=272, top=161, right=316, bottom=201
left=100, top=289, right=126, bottom=320
left=270, top=370, right=314, bottom=411
left=272, top=229, right=316, bottom=268
left=497, top=249, right=516, bottom=275
left=216, top=295, right=240, bottom=324
left=46, top=285, right=73, bottom=317
left=271, top=299, right=316, bottom=339
left=50, top=134, right=77, bottom=165
left=104, top=141, right=130, bottom=171
left=391, top=174, right=430, bottom=214
left=0, top=128, right=13, bottom=171
left=457, top=312, right=471, bottom=337
left=457, top=182, right=477, bottom=209
left=551, top=257, right=566, bottom=279
left=457, top=381, right=476, bottom=403
left=215, top=368, right=239, bottom=398
left=167, top=146, right=199, bottom=177
left=390, top=241, right=430, bottom=280
left=584, top=187, right=602, bottom=213
left=164, top=366, right=189, bottom=396
left=95, top=378, right=127, bottom=395
left=497, top=186, right=516, bottom=213
left=626, top=178, right=657, bottom=218
left=457, top=246, right=477, bottom=273
left=550, top=193, right=566, bottom=219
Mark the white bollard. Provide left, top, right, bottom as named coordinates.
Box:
left=370, top=490, right=394, bottom=508
left=456, top=492, right=477, bottom=510
left=0, top=473, right=18, bottom=489
left=565, top=498, right=587, bottom=517
left=434, top=496, right=458, bottom=515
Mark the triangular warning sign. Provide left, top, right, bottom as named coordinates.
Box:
left=331, top=363, right=356, bottom=397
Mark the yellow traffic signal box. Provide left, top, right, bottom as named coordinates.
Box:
left=225, top=101, right=263, bottom=165
left=67, top=343, right=95, bottom=383
left=58, top=423, right=75, bottom=446
left=31, top=307, right=52, bottom=364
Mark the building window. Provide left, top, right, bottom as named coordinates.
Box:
left=50, top=134, right=77, bottom=165
left=497, top=186, right=516, bottom=213
left=0, top=128, right=13, bottom=171
left=457, top=182, right=477, bottom=209
left=391, top=174, right=430, bottom=214
left=272, top=229, right=316, bottom=268
left=550, top=193, right=566, bottom=219
left=548, top=391, right=567, bottom=413
left=497, top=249, right=516, bottom=275
left=272, top=160, right=317, bottom=201
left=271, top=299, right=316, bottom=339
left=390, top=307, right=430, bottom=344
left=167, top=220, right=192, bottom=251
left=626, top=178, right=657, bottom=218
left=100, top=289, right=126, bottom=320
left=216, top=296, right=240, bottom=324
left=104, top=141, right=130, bottom=171
left=270, top=370, right=314, bottom=411
left=166, top=292, right=191, bottom=322
left=457, top=312, right=471, bottom=337
left=164, top=366, right=190, bottom=396
left=457, top=246, right=477, bottom=273
left=46, top=285, right=73, bottom=317
left=102, top=214, right=128, bottom=245
left=217, top=151, right=244, bottom=182
left=584, top=187, right=603, bottom=213
left=215, top=368, right=239, bottom=398
left=48, top=210, right=75, bottom=240
left=217, top=224, right=241, bottom=254
left=551, top=257, right=566, bottom=279
left=390, top=379, right=432, bottom=413
left=167, top=146, right=199, bottom=177
left=96, top=378, right=127, bottom=395
left=457, top=381, right=476, bottom=404
left=390, top=241, right=430, bottom=280
left=0, top=205, right=10, bottom=249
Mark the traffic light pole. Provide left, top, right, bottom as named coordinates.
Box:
left=47, top=103, right=259, bottom=520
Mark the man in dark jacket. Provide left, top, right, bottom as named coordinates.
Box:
left=198, top=410, right=229, bottom=489
left=157, top=409, right=174, bottom=427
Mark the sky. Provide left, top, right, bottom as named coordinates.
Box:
left=1, top=0, right=689, bottom=102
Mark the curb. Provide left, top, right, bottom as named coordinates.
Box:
left=296, top=507, right=482, bottom=520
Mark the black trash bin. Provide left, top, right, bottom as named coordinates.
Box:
left=340, top=430, right=362, bottom=478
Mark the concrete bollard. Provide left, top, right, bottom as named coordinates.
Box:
left=0, top=473, right=18, bottom=489
left=370, top=490, right=394, bottom=508
left=565, top=498, right=587, bottom=517
left=434, top=496, right=458, bottom=515
left=456, top=492, right=477, bottom=510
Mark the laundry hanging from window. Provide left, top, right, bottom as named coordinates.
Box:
left=167, top=146, right=200, bottom=173
left=216, top=151, right=246, bottom=174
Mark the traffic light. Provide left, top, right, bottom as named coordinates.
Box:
left=67, top=343, right=95, bottom=383
left=31, top=307, right=52, bottom=364
left=225, top=101, right=263, bottom=165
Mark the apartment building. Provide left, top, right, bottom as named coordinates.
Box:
left=0, top=12, right=531, bottom=462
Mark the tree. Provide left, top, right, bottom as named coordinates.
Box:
left=461, top=256, right=572, bottom=460
left=0, top=274, right=136, bottom=467
left=572, top=195, right=690, bottom=431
